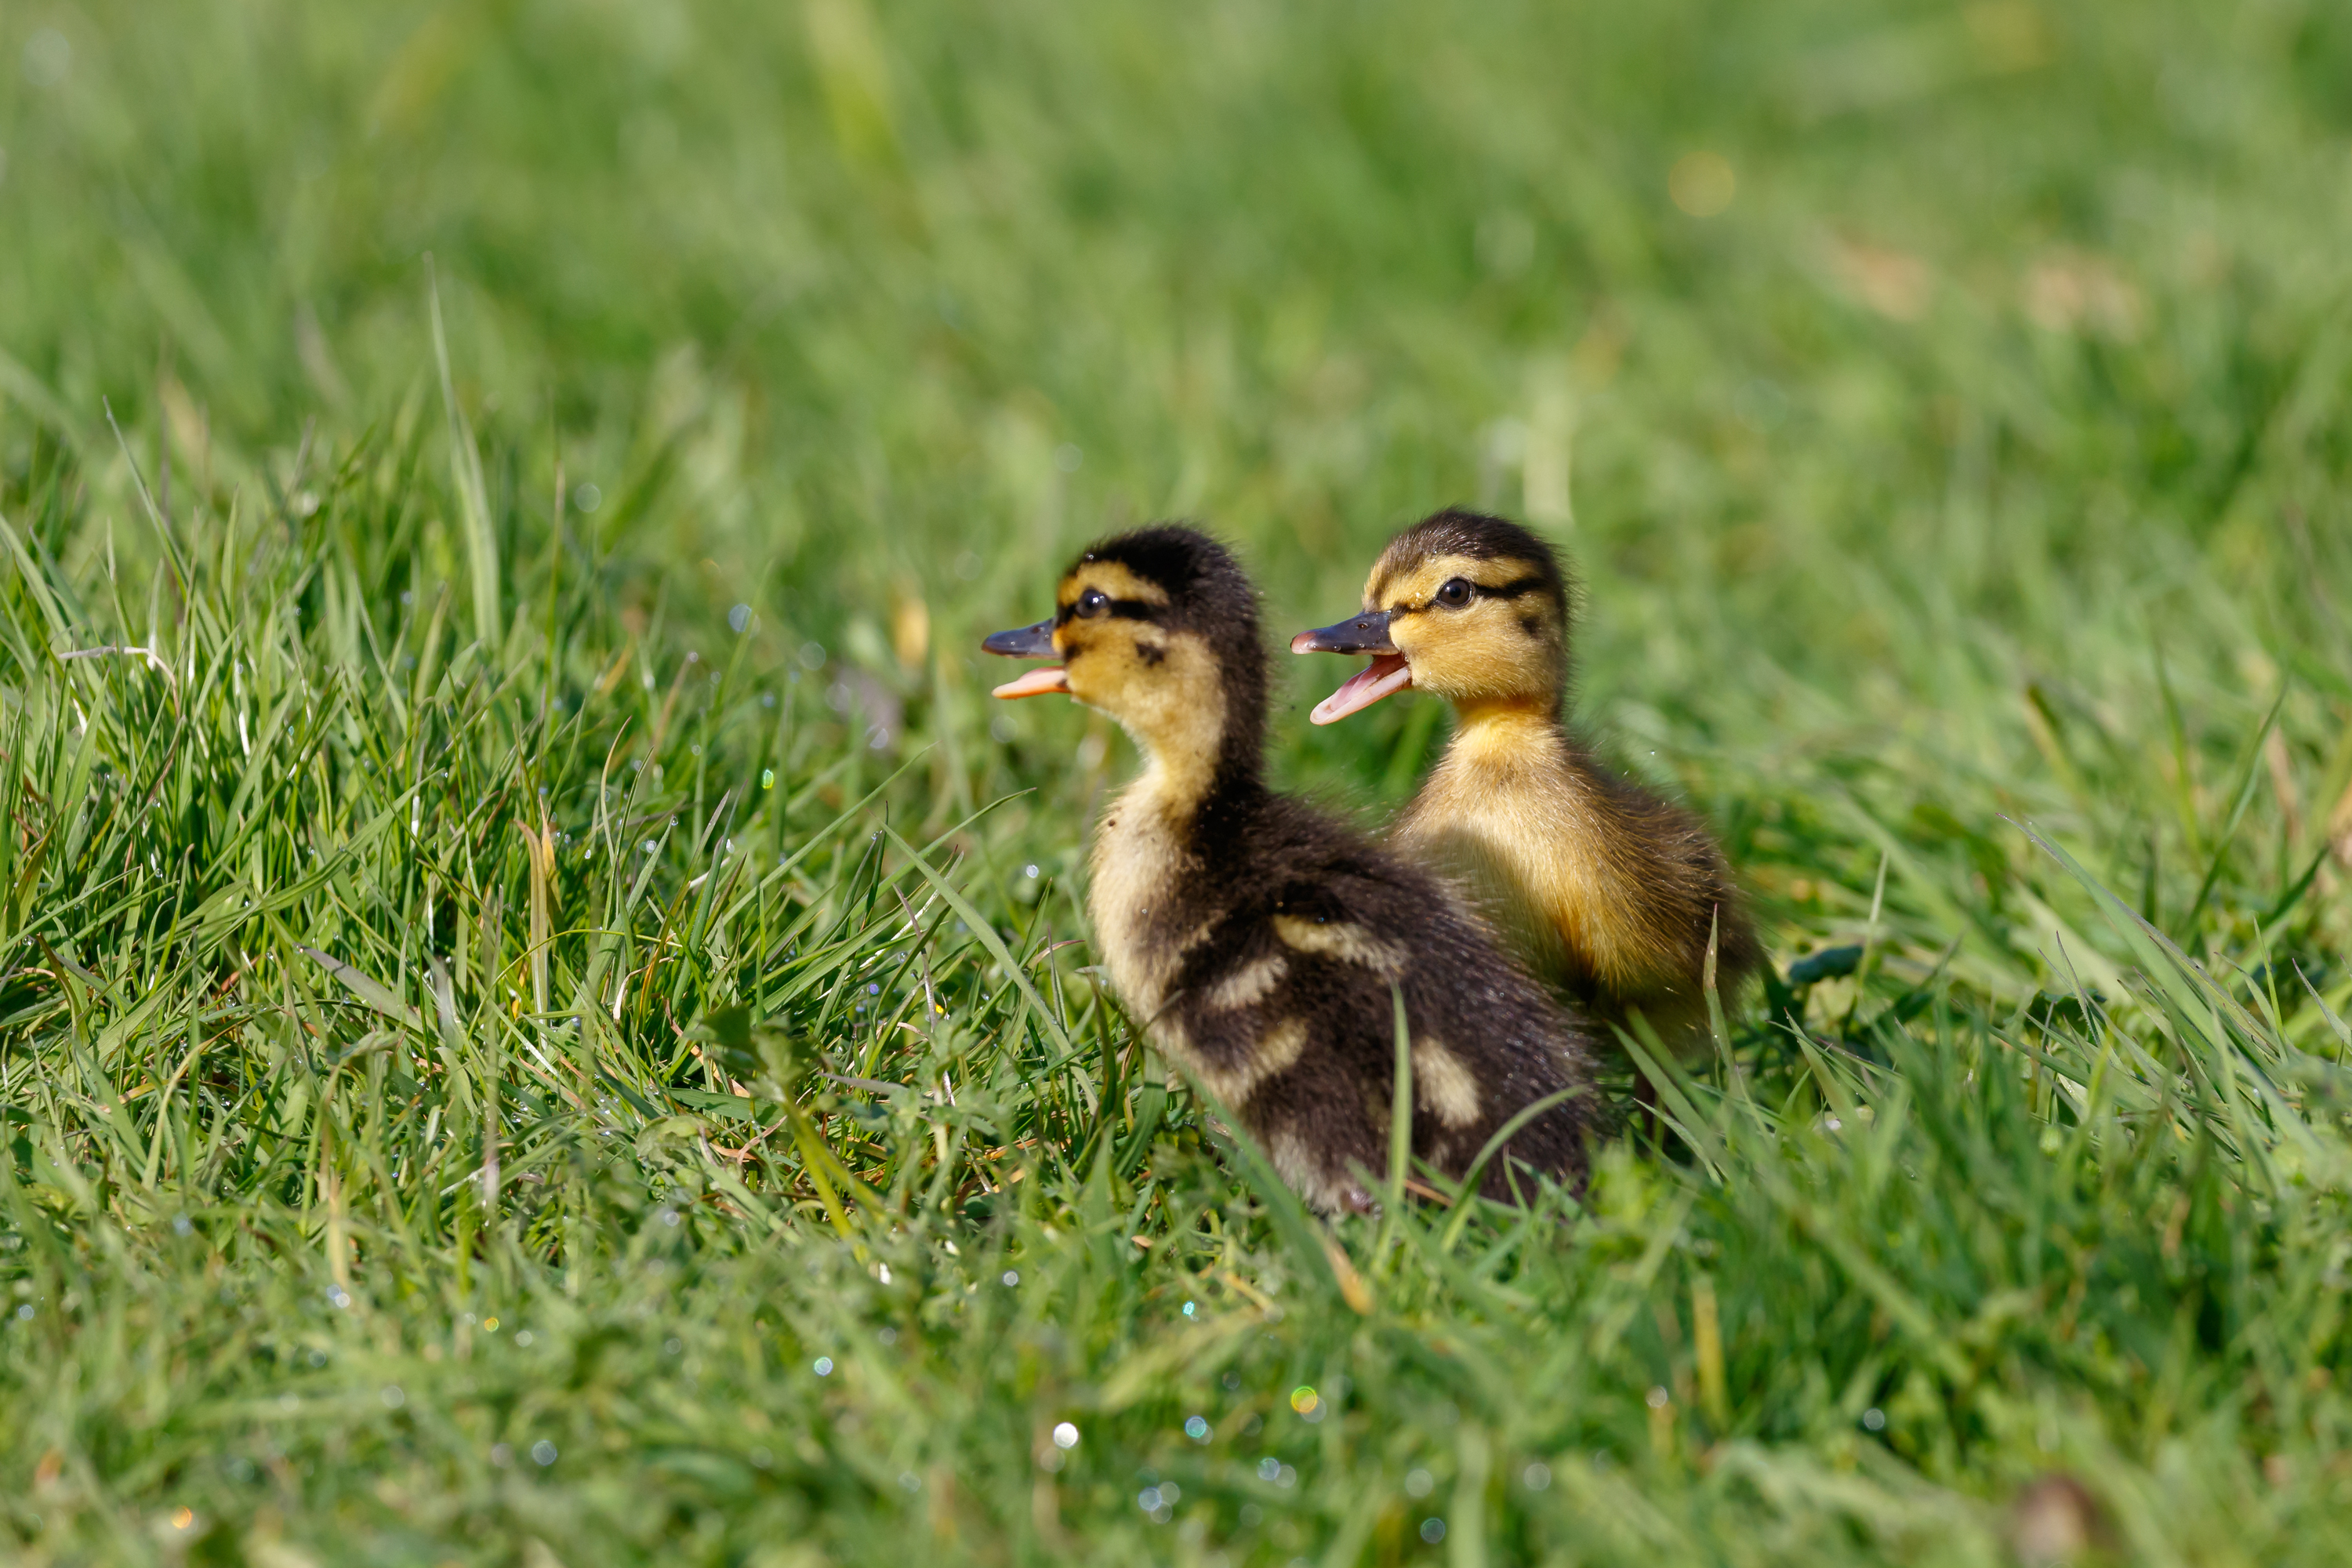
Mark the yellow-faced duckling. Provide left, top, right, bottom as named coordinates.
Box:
left=985, top=525, right=1599, bottom=1215
left=1293, top=509, right=1759, bottom=1051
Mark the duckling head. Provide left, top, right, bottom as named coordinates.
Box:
left=1292, top=508, right=1568, bottom=724
left=983, top=525, right=1268, bottom=782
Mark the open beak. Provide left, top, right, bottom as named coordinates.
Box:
left=982, top=618, right=1070, bottom=699
left=1291, top=611, right=1411, bottom=725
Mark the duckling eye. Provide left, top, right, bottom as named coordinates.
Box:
left=1435, top=578, right=1474, bottom=608
left=1075, top=588, right=1110, bottom=619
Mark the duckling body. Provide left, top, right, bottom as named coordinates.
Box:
left=986, top=526, right=1599, bottom=1215
left=1400, top=704, right=1752, bottom=1043
left=1296, top=510, right=1759, bottom=1050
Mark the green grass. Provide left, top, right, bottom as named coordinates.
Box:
left=4, top=0, right=2352, bottom=1562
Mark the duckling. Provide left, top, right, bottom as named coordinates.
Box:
left=1292, top=509, right=1759, bottom=1052
left=984, top=525, right=1599, bottom=1216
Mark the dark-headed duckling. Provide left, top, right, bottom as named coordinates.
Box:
left=1293, top=509, right=1759, bottom=1052
left=985, top=525, right=1599, bottom=1215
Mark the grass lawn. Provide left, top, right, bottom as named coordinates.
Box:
left=4, top=1, right=2352, bottom=1562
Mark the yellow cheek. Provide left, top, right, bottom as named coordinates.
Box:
left=1058, top=630, right=1116, bottom=699
left=1391, top=611, right=1469, bottom=670
left=1397, top=610, right=1552, bottom=693
left=1388, top=612, right=1437, bottom=657
left=1060, top=630, right=1199, bottom=722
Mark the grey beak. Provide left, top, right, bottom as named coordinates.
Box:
left=982, top=619, right=1057, bottom=658
left=1290, top=610, right=1395, bottom=656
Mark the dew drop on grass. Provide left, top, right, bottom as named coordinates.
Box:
left=1185, top=1415, right=1210, bottom=1442
left=1052, top=1421, right=1080, bottom=1450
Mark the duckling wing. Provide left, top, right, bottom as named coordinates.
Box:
left=1147, top=875, right=1409, bottom=1214
left=1155, top=856, right=1597, bottom=1207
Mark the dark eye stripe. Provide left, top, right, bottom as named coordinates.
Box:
left=1401, top=575, right=1551, bottom=612
left=1058, top=597, right=1165, bottom=626
left=1475, top=575, right=1551, bottom=602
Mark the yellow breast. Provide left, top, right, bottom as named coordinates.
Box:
left=1086, top=766, right=1199, bottom=1031
left=1397, top=713, right=1685, bottom=1001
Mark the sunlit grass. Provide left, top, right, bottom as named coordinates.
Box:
left=3, top=0, right=2351, bottom=1562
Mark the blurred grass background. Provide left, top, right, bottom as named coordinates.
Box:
left=7, top=0, right=2352, bottom=960
left=3, top=0, right=2352, bottom=1563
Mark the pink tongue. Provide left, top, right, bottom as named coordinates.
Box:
left=1310, top=654, right=1412, bottom=725
left=992, top=666, right=1071, bottom=700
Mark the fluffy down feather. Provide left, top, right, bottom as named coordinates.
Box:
left=989, top=524, right=1601, bottom=1214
